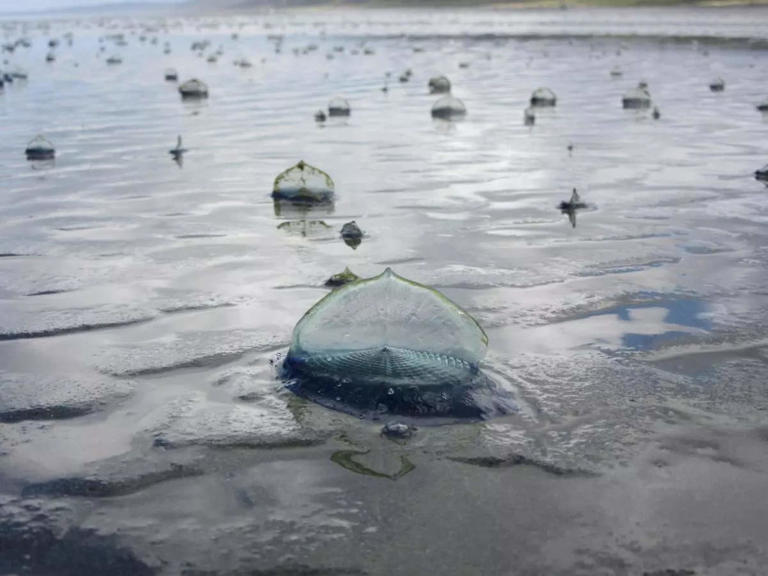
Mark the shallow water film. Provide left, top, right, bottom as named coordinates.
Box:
left=2, top=6, right=768, bottom=575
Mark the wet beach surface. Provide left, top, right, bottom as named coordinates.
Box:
left=2, top=7, right=768, bottom=575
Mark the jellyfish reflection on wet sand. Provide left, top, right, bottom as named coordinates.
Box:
left=282, top=268, right=515, bottom=419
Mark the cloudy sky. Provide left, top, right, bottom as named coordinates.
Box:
left=0, top=0, right=180, bottom=13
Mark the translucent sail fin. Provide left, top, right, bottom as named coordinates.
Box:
left=283, top=269, right=512, bottom=418
left=272, top=160, right=335, bottom=203
left=290, top=268, right=486, bottom=367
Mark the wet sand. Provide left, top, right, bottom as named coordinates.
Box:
left=1, top=6, right=768, bottom=575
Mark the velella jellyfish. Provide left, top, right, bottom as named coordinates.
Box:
left=164, top=68, right=178, bottom=81
left=178, top=78, right=208, bottom=99
left=622, top=85, right=651, bottom=109
left=757, top=100, right=768, bottom=112
left=328, top=96, right=350, bottom=117
left=558, top=188, right=587, bottom=211
left=756, top=164, right=768, bottom=182
left=272, top=160, right=335, bottom=204
left=281, top=268, right=515, bottom=419
left=431, top=95, right=466, bottom=119
left=340, top=220, right=363, bottom=240
left=428, top=75, right=451, bottom=94
left=25, top=135, right=55, bottom=160
left=530, top=87, right=556, bottom=107
left=709, top=77, right=725, bottom=92
left=325, top=267, right=359, bottom=288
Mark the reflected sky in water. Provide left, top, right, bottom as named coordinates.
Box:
left=2, top=7, right=768, bottom=575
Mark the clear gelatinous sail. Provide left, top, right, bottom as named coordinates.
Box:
left=530, top=87, right=556, bottom=107
left=431, top=95, right=466, bottom=119
left=289, top=268, right=487, bottom=372
left=272, top=160, right=335, bottom=203
left=282, top=269, right=510, bottom=418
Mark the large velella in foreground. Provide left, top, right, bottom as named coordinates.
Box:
left=431, top=95, right=466, bottom=119
left=272, top=160, right=335, bottom=203
left=282, top=268, right=514, bottom=418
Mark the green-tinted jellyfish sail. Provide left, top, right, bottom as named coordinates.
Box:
left=282, top=268, right=514, bottom=418
left=272, top=160, right=335, bottom=204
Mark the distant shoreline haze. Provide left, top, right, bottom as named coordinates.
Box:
left=3, top=0, right=768, bottom=16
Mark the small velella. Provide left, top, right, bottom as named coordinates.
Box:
left=428, top=75, right=451, bottom=94
left=341, top=220, right=363, bottom=249
left=169, top=135, right=187, bottom=159
left=328, top=96, right=350, bottom=117
left=25, top=135, right=55, bottom=160
left=610, top=66, right=623, bottom=78
left=340, top=220, right=363, bottom=240
left=559, top=189, right=587, bottom=228
left=381, top=421, right=415, bottom=440
left=558, top=188, right=587, bottom=211
left=45, top=51, right=55, bottom=62
left=282, top=268, right=513, bottom=418
left=524, top=107, right=535, bottom=126
left=106, top=54, right=122, bottom=65
left=164, top=68, right=178, bottom=81
left=709, top=77, right=725, bottom=92
left=756, top=164, right=768, bottom=182
left=622, top=85, right=651, bottom=109
left=178, top=78, right=209, bottom=99
left=431, top=95, right=467, bottom=119
left=652, top=106, right=661, bottom=120
left=272, top=160, right=335, bottom=204
left=757, top=100, right=768, bottom=112
left=325, top=267, right=359, bottom=288
left=530, top=87, right=556, bottom=107
left=314, top=109, right=327, bottom=123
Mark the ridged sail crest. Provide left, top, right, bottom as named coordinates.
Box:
left=289, top=268, right=487, bottom=369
